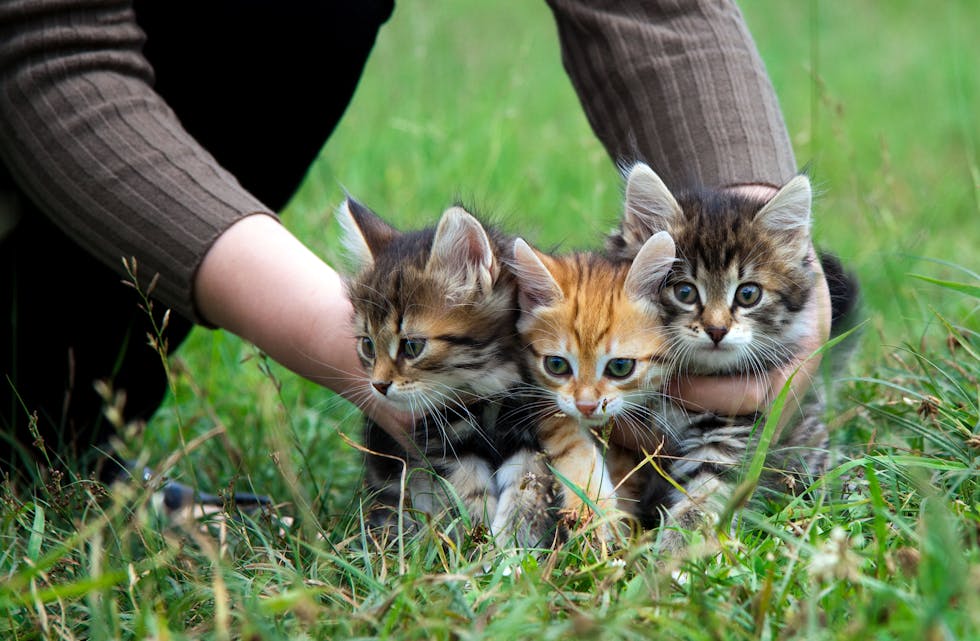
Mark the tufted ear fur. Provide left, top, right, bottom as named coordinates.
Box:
left=336, top=197, right=399, bottom=271
left=425, top=206, right=499, bottom=298
left=618, top=162, right=684, bottom=243
left=753, top=174, right=812, bottom=257
left=511, top=238, right=563, bottom=311
left=624, top=231, right=676, bottom=301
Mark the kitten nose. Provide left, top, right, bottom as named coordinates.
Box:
left=372, top=381, right=392, bottom=395
left=575, top=400, right=599, bottom=417
left=705, top=326, right=728, bottom=344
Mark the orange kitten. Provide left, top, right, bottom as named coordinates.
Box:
left=510, top=232, right=675, bottom=529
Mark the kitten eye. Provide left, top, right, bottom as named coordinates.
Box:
left=401, top=338, right=427, bottom=359
left=605, top=358, right=636, bottom=379
left=543, top=355, right=571, bottom=377
left=672, top=282, right=699, bottom=305
left=358, top=337, right=376, bottom=360
left=734, top=283, right=762, bottom=307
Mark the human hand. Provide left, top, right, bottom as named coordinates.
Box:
left=194, top=214, right=416, bottom=448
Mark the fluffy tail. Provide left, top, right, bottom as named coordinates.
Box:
left=817, top=249, right=862, bottom=377
left=819, top=250, right=861, bottom=337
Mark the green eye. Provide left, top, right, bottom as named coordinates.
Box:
left=543, top=355, right=571, bottom=376
left=605, top=358, right=636, bottom=378
left=359, top=337, right=376, bottom=360
left=401, top=338, right=426, bottom=359
left=735, top=283, right=762, bottom=307
left=672, top=282, right=699, bottom=305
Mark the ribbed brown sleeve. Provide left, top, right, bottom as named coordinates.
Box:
left=0, top=0, right=274, bottom=322
left=546, top=0, right=797, bottom=190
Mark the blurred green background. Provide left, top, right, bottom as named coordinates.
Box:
left=289, top=1, right=977, bottom=352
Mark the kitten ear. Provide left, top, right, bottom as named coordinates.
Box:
left=753, top=175, right=812, bottom=246
left=511, top=238, right=563, bottom=310
left=624, top=231, right=676, bottom=301
left=426, top=206, right=499, bottom=296
left=615, top=162, right=684, bottom=249
left=336, top=197, right=398, bottom=271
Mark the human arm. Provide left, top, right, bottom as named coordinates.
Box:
left=194, top=214, right=413, bottom=447
left=0, top=1, right=409, bottom=441
left=545, top=0, right=797, bottom=190
left=0, top=0, right=259, bottom=317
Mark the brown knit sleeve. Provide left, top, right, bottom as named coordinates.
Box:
left=0, top=0, right=275, bottom=322
left=545, top=0, right=797, bottom=190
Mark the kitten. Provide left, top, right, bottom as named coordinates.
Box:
left=605, top=162, right=858, bottom=548
left=509, top=231, right=676, bottom=531
left=337, top=198, right=557, bottom=547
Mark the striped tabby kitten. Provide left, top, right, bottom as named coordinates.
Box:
left=605, top=162, right=856, bottom=549
left=509, top=232, right=676, bottom=529
left=338, top=199, right=556, bottom=547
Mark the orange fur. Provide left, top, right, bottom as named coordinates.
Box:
left=512, top=235, right=674, bottom=528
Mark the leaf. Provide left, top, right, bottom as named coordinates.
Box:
left=11, top=571, right=128, bottom=607
left=27, top=504, right=44, bottom=562
left=909, top=274, right=980, bottom=299
left=931, top=308, right=980, bottom=362
left=548, top=464, right=604, bottom=515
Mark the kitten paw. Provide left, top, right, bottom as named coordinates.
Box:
left=656, top=526, right=690, bottom=554
left=557, top=505, right=625, bottom=544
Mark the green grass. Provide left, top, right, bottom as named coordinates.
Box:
left=2, top=1, right=978, bottom=639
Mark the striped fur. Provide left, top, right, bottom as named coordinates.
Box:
left=339, top=199, right=559, bottom=547
left=605, top=162, right=857, bottom=549
left=510, top=233, right=675, bottom=530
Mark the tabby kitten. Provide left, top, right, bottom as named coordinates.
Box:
left=605, top=162, right=857, bottom=548
left=338, top=198, right=557, bottom=547
left=509, top=231, right=676, bottom=529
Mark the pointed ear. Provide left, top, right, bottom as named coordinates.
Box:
left=511, top=238, right=563, bottom=311
left=336, top=197, right=398, bottom=270
left=625, top=231, right=676, bottom=300
left=754, top=175, right=812, bottom=242
left=620, top=162, right=683, bottom=241
left=426, top=206, right=499, bottom=296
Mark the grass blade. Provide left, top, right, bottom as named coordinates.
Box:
left=909, top=274, right=980, bottom=299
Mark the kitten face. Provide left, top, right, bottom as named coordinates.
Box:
left=512, top=233, right=675, bottom=426
left=608, top=163, right=816, bottom=375
left=339, top=199, right=521, bottom=415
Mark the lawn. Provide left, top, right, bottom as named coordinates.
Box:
left=2, top=1, right=978, bottom=639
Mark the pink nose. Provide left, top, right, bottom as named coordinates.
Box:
left=705, top=326, right=728, bottom=344
left=575, top=400, right=599, bottom=417
left=372, top=381, right=391, bottom=395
